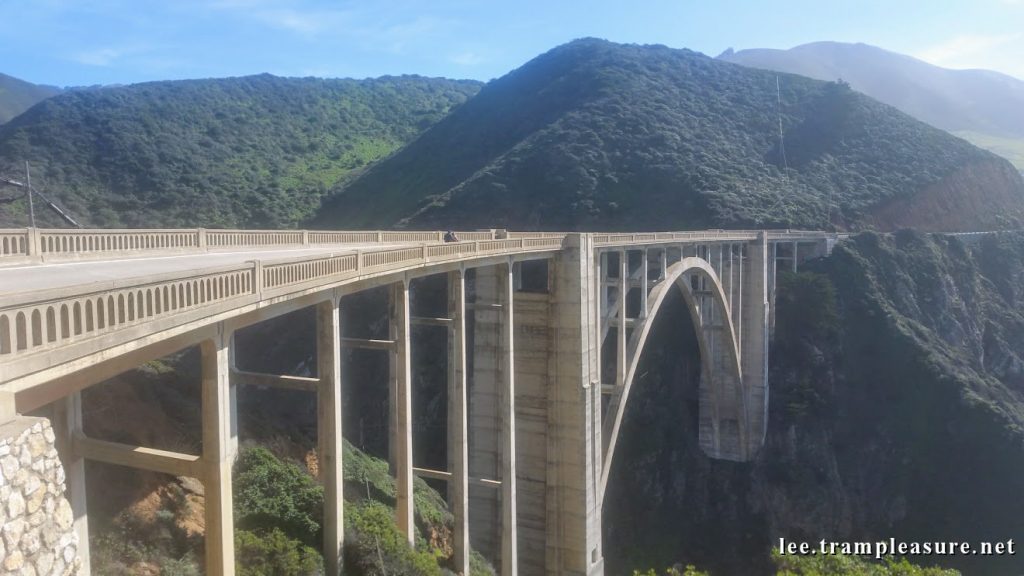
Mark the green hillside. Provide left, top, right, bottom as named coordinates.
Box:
left=0, top=74, right=480, bottom=228
left=0, top=72, right=61, bottom=124
left=315, top=39, right=1024, bottom=232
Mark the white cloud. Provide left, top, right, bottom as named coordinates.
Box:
left=915, top=33, right=1024, bottom=79
left=72, top=47, right=122, bottom=66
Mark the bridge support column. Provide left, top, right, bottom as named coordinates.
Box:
left=54, top=392, right=90, bottom=575
left=513, top=268, right=557, bottom=575
left=640, top=248, right=648, bottom=318
left=740, top=233, right=770, bottom=456
left=317, top=298, right=344, bottom=575
left=470, top=266, right=502, bottom=563
left=448, top=269, right=471, bottom=573
left=768, top=242, right=778, bottom=333
left=390, top=280, right=415, bottom=544
left=201, top=328, right=236, bottom=576
left=548, top=234, right=603, bottom=575
left=616, top=250, right=627, bottom=387
left=469, top=263, right=519, bottom=575
left=500, top=260, right=518, bottom=576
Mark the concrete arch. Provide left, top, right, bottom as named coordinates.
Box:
left=600, top=256, right=742, bottom=497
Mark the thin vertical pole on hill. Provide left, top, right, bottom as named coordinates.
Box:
left=776, top=76, right=789, bottom=177
left=26, top=161, right=35, bottom=228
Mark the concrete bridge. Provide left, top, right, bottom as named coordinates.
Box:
left=0, top=227, right=837, bottom=575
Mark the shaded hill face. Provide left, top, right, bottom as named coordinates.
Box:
left=314, top=39, right=1024, bottom=232
left=0, top=74, right=480, bottom=228
left=719, top=42, right=1024, bottom=170
left=0, top=72, right=61, bottom=124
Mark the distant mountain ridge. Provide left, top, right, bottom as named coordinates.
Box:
left=719, top=42, right=1024, bottom=169
left=0, top=74, right=481, bottom=228
left=315, top=38, right=1024, bottom=232
left=0, top=72, right=61, bottom=124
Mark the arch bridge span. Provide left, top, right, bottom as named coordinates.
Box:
left=0, top=227, right=837, bottom=576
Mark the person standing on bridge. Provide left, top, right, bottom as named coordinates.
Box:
left=444, top=230, right=459, bottom=242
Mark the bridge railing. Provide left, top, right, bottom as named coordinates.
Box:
left=592, top=230, right=761, bottom=245
left=0, top=228, right=840, bottom=264
left=0, top=230, right=29, bottom=258
left=0, top=235, right=565, bottom=373
left=0, top=228, right=509, bottom=265
left=590, top=230, right=841, bottom=246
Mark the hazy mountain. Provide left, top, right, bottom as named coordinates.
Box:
left=0, top=74, right=481, bottom=228
left=315, top=38, right=1024, bottom=232
left=719, top=42, right=1024, bottom=169
left=0, top=72, right=61, bottom=124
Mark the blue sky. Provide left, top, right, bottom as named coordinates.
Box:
left=1, top=0, right=1022, bottom=87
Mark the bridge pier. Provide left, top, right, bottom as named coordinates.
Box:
left=317, top=298, right=344, bottom=575
left=448, top=269, right=471, bottom=573
left=200, top=330, right=236, bottom=576
left=53, top=392, right=91, bottom=575
left=547, top=234, right=603, bottom=575
left=469, top=262, right=519, bottom=575
left=389, top=280, right=416, bottom=544
left=739, top=233, right=769, bottom=456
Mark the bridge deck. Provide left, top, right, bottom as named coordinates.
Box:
left=0, top=243, right=405, bottom=294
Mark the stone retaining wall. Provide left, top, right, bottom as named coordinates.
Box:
left=0, top=416, right=80, bottom=576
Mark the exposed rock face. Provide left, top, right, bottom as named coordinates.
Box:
left=0, top=417, right=81, bottom=576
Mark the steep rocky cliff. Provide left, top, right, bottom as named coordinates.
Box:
left=604, top=231, right=1024, bottom=575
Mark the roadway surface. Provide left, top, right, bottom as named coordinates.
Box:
left=0, top=243, right=412, bottom=295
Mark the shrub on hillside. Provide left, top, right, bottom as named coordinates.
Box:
left=235, top=528, right=323, bottom=576
left=344, top=500, right=442, bottom=576
left=234, top=446, right=324, bottom=547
